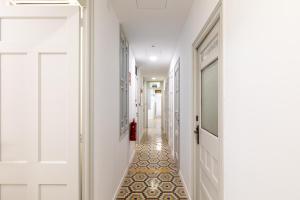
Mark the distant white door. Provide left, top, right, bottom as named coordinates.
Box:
left=164, top=78, right=169, bottom=141
left=168, top=73, right=174, bottom=153
left=195, top=19, right=221, bottom=200
left=174, top=60, right=180, bottom=168
left=0, top=6, right=80, bottom=200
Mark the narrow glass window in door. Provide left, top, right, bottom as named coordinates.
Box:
left=201, top=60, right=218, bottom=136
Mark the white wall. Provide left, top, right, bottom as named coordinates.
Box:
left=223, top=0, right=300, bottom=199
left=0, top=0, right=7, bottom=5
left=169, top=0, right=219, bottom=196
left=172, top=0, right=300, bottom=199
left=93, top=0, right=135, bottom=199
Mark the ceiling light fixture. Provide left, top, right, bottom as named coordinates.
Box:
left=149, top=56, right=158, bottom=62
left=152, top=77, right=157, bottom=80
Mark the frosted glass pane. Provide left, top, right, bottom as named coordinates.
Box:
left=201, top=60, right=218, bottom=136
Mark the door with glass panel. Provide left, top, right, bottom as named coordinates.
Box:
left=195, top=19, right=220, bottom=200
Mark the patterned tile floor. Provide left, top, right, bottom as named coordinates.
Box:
left=116, top=123, right=188, bottom=200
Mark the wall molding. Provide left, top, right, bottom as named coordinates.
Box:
left=179, top=170, right=192, bottom=200
left=112, top=148, right=136, bottom=199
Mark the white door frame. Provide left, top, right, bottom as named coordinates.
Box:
left=192, top=2, right=223, bottom=200
left=82, top=0, right=93, bottom=200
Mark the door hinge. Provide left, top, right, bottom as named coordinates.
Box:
left=80, top=135, right=84, bottom=143
left=196, top=115, right=199, bottom=122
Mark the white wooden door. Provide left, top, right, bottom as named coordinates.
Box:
left=168, top=73, right=174, bottom=153
left=164, top=78, right=169, bottom=141
left=0, top=6, right=80, bottom=200
left=174, top=60, right=180, bottom=168
left=195, top=20, right=220, bottom=200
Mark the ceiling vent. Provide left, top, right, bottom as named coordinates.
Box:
left=136, top=0, right=167, bottom=9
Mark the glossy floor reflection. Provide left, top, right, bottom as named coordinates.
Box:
left=116, top=120, right=188, bottom=200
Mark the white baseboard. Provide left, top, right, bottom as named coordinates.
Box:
left=179, top=170, right=192, bottom=200
left=112, top=148, right=136, bottom=199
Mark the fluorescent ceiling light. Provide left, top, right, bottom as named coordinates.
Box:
left=149, top=56, right=158, bottom=62
left=152, top=77, right=157, bottom=80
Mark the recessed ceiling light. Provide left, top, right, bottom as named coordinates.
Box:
left=149, top=56, right=158, bottom=62
left=152, top=77, right=157, bottom=80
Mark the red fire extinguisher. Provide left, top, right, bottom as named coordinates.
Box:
left=130, top=119, right=137, bottom=141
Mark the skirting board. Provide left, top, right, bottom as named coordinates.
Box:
left=112, top=147, right=136, bottom=199
left=179, top=170, right=192, bottom=200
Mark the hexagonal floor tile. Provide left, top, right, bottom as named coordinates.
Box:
left=169, top=170, right=179, bottom=177
left=158, top=155, right=169, bottom=161
left=149, top=153, right=158, bottom=158
left=129, top=182, right=147, bottom=193
left=137, top=160, right=149, bottom=167
left=158, top=173, right=173, bottom=182
left=126, top=193, right=145, bottom=200
left=169, top=163, right=178, bottom=171
left=145, top=177, right=161, bottom=187
left=139, top=156, right=150, bottom=161
left=147, top=163, right=160, bottom=170
left=159, top=193, right=179, bottom=200
left=122, top=177, right=134, bottom=187
left=139, top=152, right=148, bottom=157
left=158, top=160, right=170, bottom=167
left=148, top=158, right=159, bottom=164
left=143, top=187, right=162, bottom=199
left=147, top=171, right=160, bottom=178
left=172, top=177, right=183, bottom=187
left=159, top=182, right=176, bottom=192
left=139, top=153, right=149, bottom=159
left=174, top=187, right=188, bottom=198
left=116, top=187, right=131, bottom=199
left=127, top=169, right=137, bottom=177
left=133, top=173, right=148, bottom=182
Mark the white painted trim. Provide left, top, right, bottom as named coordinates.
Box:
left=113, top=149, right=136, bottom=199
left=87, top=0, right=94, bottom=199
left=179, top=170, right=192, bottom=200
left=192, top=2, right=223, bottom=200
left=81, top=0, right=93, bottom=199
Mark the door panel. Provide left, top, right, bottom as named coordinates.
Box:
left=196, top=20, right=220, bottom=200
left=0, top=6, right=80, bottom=200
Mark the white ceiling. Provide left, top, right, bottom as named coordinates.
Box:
left=111, top=0, right=193, bottom=78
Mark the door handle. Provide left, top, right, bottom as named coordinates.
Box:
left=194, top=125, right=200, bottom=144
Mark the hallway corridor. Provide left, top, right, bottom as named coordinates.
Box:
left=1, top=1, right=300, bottom=200
left=116, top=122, right=188, bottom=199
